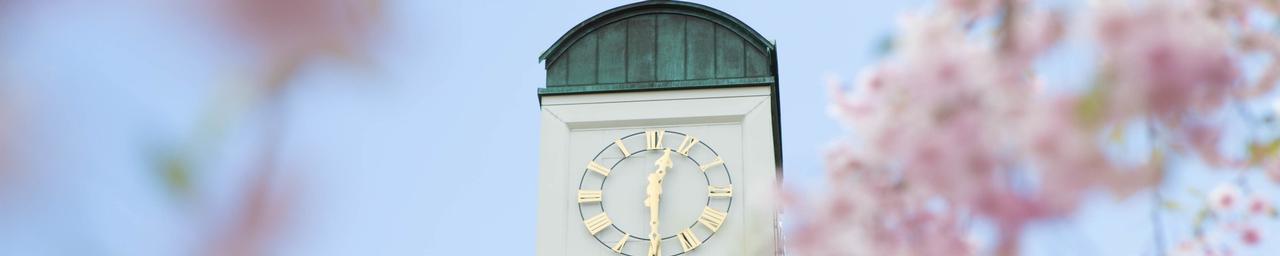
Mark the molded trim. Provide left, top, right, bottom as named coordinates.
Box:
left=538, top=77, right=774, bottom=96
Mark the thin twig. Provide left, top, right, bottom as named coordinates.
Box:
left=1147, top=120, right=1167, bottom=256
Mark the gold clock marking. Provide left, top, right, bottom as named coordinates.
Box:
left=615, top=139, right=632, bottom=157
left=584, top=212, right=612, bottom=235
left=698, top=206, right=727, bottom=232
left=677, top=228, right=701, bottom=252
left=699, top=157, right=724, bottom=172
left=578, top=130, right=732, bottom=254
left=611, top=233, right=628, bottom=253
left=587, top=161, right=611, bottom=176
left=645, top=130, right=665, bottom=150
left=577, top=190, right=602, bottom=203
left=709, top=185, right=733, bottom=198
left=676, top=135, right=699, bottom=155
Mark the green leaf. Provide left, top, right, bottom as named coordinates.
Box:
left=1194, top=208, right=1212, bottom=226
left=1247, top=139, right=1280, bottom=165
left=873, top=34, right=894, bottom=58
left=1187, top=187, right=1204, bottom=197
left=1108, top=126, right=1126, bottom=143
left=1076, top=74, right=1113, bottom=130
left=157, top=152, right=193, bottom=199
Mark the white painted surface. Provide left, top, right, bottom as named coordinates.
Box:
left=537, top=86, right=778, bottom=256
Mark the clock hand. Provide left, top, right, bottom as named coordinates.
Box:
left=645, top=149, right=673, bottom=256
left=654, top=148, right=673, bottom=176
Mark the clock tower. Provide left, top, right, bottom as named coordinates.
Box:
left=535, top=1, right=781, bottom=255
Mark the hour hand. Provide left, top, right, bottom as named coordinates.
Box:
left=648, top=232, right=660, bottom=256
left=644, top=176, right=662, bottom=256
left=654, top=149, right=673, bottom=171
left=645, top=149, right=672, bottom=207
left=645, top=150, right=672, bottom=256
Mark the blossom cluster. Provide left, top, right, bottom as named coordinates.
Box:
left=791, top=0, right=1280, bottom=255
left=1171, top=182, right=1277, bottom=255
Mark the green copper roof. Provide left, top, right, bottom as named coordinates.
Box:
left=538, top=0, right=777, bottom=96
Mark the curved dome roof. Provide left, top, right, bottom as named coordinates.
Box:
left=540, top=1, right=773, bottom=64
left=539, top=1, right=776, bottom=95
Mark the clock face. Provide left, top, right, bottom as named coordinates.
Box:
left=577, top=130, right=733, bottom=256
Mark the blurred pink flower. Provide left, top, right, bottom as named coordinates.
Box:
left=1168, top=179, right=1280, bottom=254
left=170, top=2, right=383, bottom=255
left=217, top=0, right=381, bottom=57
left=796, top=0, right=1280, bottom=254
left=1093, top=1, right=1239, bottom=120
left=203, top=0, right=382, bottom=97
left=0, top=89, right=25, bottom=200
left=944, top=0, right=1024, bottom=22
left=204, top=155, right=295, bottom=256
left=804, top=2, right=1160, bottom=253
left=1169, top=237, right=1227, bottom=256
left=1208, top=183, right=1243, bottom=214
left=1241, top=226, right=1261, bottom=246
left=0, top=101, right=11, bottom=185
left=1247, top=194, right=1272, bottom=216
left=1003, top=9, right=1065, bottom=65
left=786, top=145, right=978, bottom=256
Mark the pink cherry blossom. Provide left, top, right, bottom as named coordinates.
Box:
left=1209, top=183, right=1243, bottom=214
left=215, top=0, right=381, bottom=56
left=1242, top=226, right=1261, bottom=246
left=943, top=0, right=1003, bottom=20
left=796, top=0, right=1280, bottom=255
left=0, top=93, right=12, bottom=188
left=1092, top=1, right=1239, bottom=121
left=1169, top=240, right=1207, bottom=256
left=1247, top=195, right=1270, bottom=216
left=1268, top=160, right=1280, bottom=184
left=804, top=1, right=1161, bottom=253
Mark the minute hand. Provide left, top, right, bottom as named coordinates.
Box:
left=645, top=149, right=673, bottom=256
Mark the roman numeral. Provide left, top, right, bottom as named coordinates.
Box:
left=699, top=157, right=723, bottom=172
left=584, top=212, right=612, bottom=235
left=677, top=228, right=701, bottom=252
left=645, top=130, right=665, bottom=150
left=676, top=135, right=699, bottom=155
left=587, top=161, right=611, bottom=176
left=698, top=206, right=727, bottom=232
left=615, top=139, right=632, bottom=157
left=577, top=190, right=602, bottom=203
left=709, top=185, right=733, bottom=198
left=611, top=233, right=629, bottom=253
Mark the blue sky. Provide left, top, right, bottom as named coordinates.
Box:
left=1, top=0, right=1278, bottom=255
